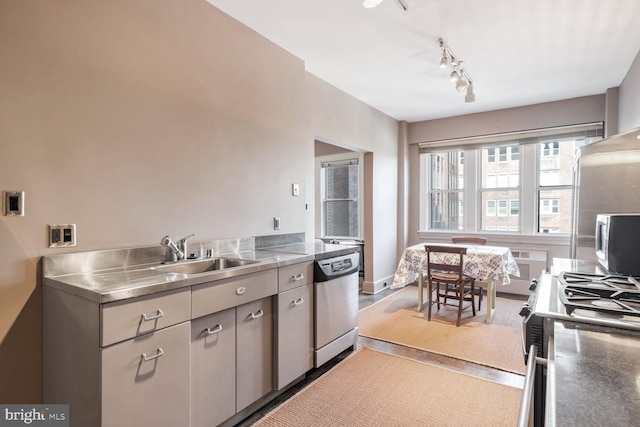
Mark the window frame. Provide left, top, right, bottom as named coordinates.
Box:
left=417, top=122, right=603, bottom=237
left=318, top=155, right=362, bottom=239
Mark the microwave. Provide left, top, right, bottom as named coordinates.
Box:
left=595, top=213, right=640, bottom=276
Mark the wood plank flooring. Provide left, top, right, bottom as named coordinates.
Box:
left=235, top=286, right=526, bottom=426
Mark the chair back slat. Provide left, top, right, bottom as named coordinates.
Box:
left=424, top=245, right=467, bottom=281
left=451, top=236, right=487, bottom=245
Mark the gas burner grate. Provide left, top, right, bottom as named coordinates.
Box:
left=559, top=271, right=640, bottom=291
left=560, top=284, right=640, bottom=317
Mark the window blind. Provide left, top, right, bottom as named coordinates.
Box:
left=418, top=122, right=604, bottom=153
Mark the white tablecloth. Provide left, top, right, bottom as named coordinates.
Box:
left=392, top=243, right=520, bottom=288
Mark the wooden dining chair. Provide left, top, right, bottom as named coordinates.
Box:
left=451, top=236, right=487, bottom=311
left=451, top=236, right=488, bottom=245
left=424, top=245, right=476, bottom=327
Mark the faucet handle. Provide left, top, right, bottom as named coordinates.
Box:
left=177, top=233, right=196, bottom=244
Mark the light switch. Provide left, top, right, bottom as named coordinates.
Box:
left=48, top=224, right=76, bottom=248
left=3, top=191, right=25, bottom=216
left=292, top=183, right=299, bottom=196
left=274, top=217, right=280, bottom=230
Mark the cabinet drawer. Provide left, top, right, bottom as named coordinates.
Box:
left=192, top=269, right=277, bottom=318
left=278, top=261, right=313, bottom=292
left=101, top=322, right=190, bottom=427
left=101, top=288, right=191, bottom=347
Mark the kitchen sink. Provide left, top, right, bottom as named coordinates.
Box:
left=151, top=257, right=258, bottom=274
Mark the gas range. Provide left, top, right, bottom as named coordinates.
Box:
left=529, top=271, right=640, bottom=333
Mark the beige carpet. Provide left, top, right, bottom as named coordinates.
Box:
left=358, top=286, right=525, bottom=375
left=255, top=347, right=521, bottom=427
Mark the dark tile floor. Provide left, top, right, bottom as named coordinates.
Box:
left=235, top=286, right=526, bottom=426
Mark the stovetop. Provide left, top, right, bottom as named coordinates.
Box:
left=531, top=271, right=640, bottom=332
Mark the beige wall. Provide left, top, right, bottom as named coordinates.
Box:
left=307, top=74, right=399, bottom=293
left=0, top=0, right=400, bottom=402
left=619, top=49, right=640, bottom=132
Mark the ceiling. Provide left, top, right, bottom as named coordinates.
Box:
left=206, top=0, right=640, bottom=123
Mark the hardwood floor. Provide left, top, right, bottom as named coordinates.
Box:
left=235, top=286, right=525, bottom=426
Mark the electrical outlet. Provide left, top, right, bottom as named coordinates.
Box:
left=3, top=191, right=25, bottom=216
left=48, top=224, right=76, bottom=248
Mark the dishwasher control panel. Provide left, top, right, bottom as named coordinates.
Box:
left=314, top=252, right=359, bottom=282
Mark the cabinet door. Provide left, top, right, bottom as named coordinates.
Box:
left=191, top=308, right=236, bottom=427
left=276, top=284, right=313, bottom=389
left=236, top=297, right=273, bottom=412
left=101, top=322, right=190, bottom=427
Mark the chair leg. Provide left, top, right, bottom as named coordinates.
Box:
left=456, top=285, right=464, bottom=327
left=471, top=284, right=476, bottom=316
left=427, top=279, right=432, bottom=321
left=478, top=288, right=483, bottom=311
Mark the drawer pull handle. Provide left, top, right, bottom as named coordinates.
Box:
left=204, top=324, right=223, bottom=335
left=292, top=273, right=304, bottom=281
left=142, top=348, right=164, bottom=362
left=293, top=298, right=304, bottom=306
left=250, top=309, right=264, bottom=319
left=142, top=309, right=164, bottom=322
left=236, top=287, right=246, bottom=295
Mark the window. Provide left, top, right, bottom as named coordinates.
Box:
left=511, top=146, right=520, bottom=161
left=418, top=123, right=603, bottom=235
left=498, top=200, right=508, bottom=216
left=321, top=159, right=359, bottom=238
left=540, top=199, right=559, bottom=214
left=498, top=147, right=507, bottom=162
left=541, top=141, right=559, bottom=156
left=487, top=148, right=496, bottom=163
left=423, top=150, right=464, bottom=230
left=487, top=200, right=496, bottom=216
left=480, top=143, right=520, bottom=231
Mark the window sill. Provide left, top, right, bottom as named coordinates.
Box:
left=417, top=231, right=569, bottom=248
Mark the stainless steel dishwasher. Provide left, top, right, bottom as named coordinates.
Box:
left=313, top=251, right=360, bottom=367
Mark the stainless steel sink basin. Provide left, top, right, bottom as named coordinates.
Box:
left=151, top=257, right=258, bottom=274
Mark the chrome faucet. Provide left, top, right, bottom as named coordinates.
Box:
left=177, top=233, right=195, bottom=259
left=160, top=234, right=193, bottom=262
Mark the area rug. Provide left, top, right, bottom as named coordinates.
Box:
left=358, top=286, right=525, bottom=374
left=254, top=347, right=521, bottom=427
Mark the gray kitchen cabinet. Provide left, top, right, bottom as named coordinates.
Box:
left=191, top=308, right=236, bottom=427
left=276, top=283, right=313, bottom=389
left=101, top=322, right=191, bottom=427
left=276, top=261, right=314, bottom=390
left=43, top=287, right=191, bottom=427
left=236, top=296, right=274, bottom=412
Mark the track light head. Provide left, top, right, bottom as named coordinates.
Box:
left=450, top=70, right=460, bottom=82
left=363, top=0, right=384, bottom=8
left=465, top=84, right=476, bottom=103
left=440, top=52, right=448, bottom=69
left=456, top=78, right=469, bottom=92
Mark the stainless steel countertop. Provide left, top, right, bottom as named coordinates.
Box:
left=552, top=320, right=640, bottom=426
left=43, top=241, right=358, bottom=304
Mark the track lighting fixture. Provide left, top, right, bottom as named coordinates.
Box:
left=438, top=38, right=475, bottom=102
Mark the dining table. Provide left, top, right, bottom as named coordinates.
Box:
left=391, top=242, right=520, bottom=323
